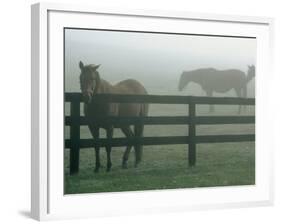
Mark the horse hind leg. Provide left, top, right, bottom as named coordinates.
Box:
left=121, top=126, right=134, bottom=169
left=105, top=126, right=113, bottom=172
left=134, top=123, right=144, bottom=167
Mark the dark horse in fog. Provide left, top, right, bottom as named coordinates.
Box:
left=79, top=61, right=149, bottom=172
left=178, top=65, right=255, bottom=113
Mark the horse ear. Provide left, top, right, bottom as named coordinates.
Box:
left=89, top=64, right=101, bottom=70
left=79, top=61, right=84, bottom=70
left=94, top=64, right=101, bottom=70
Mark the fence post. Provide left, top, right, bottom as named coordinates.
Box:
left=188, top=101, right=196, bottom=166
left=69, top=97, right=80, bottom=175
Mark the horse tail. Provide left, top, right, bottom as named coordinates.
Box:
left=142, top=102, right=149, bottom=117
left=134, top=103, right=148, bottom=163
left=178, top=72, right=186, bottom=91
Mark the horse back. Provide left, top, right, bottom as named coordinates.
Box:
left=113, top=79, right=148, bottom=117
left=199, top=69, right=247, bottom=91
left=114, top=79, right=148, bottom=95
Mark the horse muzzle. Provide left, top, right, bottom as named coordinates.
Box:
left=82, top=92, right=93, bottom=104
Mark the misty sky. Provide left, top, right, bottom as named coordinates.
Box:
left=64, top=28, right=256, bottom=96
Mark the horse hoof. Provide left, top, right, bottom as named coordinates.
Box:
left=106, top=164, right=112, bottom=172
left=134, top=161, right=141, bottom=168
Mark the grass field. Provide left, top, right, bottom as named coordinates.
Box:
left=64, top=104, right=255, bottom=194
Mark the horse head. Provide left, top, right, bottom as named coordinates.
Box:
left=247, top=65, right=255, bottom=82
left=79, top=61, right=101, bottom=104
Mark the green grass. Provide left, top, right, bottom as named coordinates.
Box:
left=64, top=103, right=255, bottom=194
left=64, top=142, right=255, bottom=194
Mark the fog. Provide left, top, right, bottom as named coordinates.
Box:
left=65, top=29, right=256, bottom=97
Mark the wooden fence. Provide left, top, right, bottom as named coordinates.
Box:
left=65, top=93, right=255, bottom=175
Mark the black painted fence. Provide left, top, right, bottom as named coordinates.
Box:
left=65, top=93, right=255, bottom=175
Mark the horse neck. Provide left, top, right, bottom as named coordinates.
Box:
left=183, top=70, right=204, bottom=83
left=246, top=71, right=254, bottom=83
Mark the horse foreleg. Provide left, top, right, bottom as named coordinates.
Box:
left=89, top=125, right=101, bottom=173
left=121, top=126, right=134, bottom=169
left=105, top=127, right=113, bottom=172
left=134, top=123, right=144, bottom=167
left=242, top=86, right=247, bottom=113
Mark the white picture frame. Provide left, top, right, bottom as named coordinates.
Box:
left=31, top=2, right=274, bottom=221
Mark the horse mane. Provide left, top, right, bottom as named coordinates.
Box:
left=246, top=65, right=255, bottom=83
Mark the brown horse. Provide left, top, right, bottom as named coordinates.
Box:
left=79, top=61, right=149, bottom=172
left=178, top=65, right=255, bottom=113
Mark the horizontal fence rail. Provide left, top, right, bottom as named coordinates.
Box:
left=65, top=93, right=255, bottom=174
left=65, top=134, right=255, bottom=149
left=65, top=93, right=255, bottom=105
left=65, top=115, right=255, bottom=126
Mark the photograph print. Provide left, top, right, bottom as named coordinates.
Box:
left=64, top=28, right=256, bottom=194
